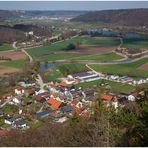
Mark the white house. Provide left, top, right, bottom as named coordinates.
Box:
left=14, top=120, right=26, bottom=128
left=12, top=97, right=21, bottom=104
left=14, top=86, right=25, bottom=95
left=128, top=95, right=136, bottom=101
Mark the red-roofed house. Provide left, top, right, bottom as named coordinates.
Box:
left=47, top=98, right=62, bottom=110
left=14, top=86, right=25, bottom=95
left=59, top=81, right=68, bottom=88
left=0, top=129, right=8, bottom=137
left=100, top=94, right=114, bottom=101
left=26, top=89, right=35, bottom=96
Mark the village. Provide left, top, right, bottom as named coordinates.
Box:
left=0, top=66, right=147, bottom=138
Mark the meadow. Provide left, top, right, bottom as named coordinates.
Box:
left=90, top=58, right=148, bottom=77
left=0, top=60, right=26, bottom=69
left=0, top=44, right=13, bottom=52
left=122, top=38, right=148, bottom=48
left=26, top=36, right=120, bottom=61
left=76, top=79, right=134, bottom=93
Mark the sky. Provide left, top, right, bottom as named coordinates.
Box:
left=0, top=1, right=148, bottom=11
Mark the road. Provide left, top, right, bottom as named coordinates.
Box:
left=22, top=49, right=33, bottom=63
left=0, top=98, right=12, bottom=108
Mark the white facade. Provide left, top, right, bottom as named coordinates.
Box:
left=128, top=95, right=136, bottom=101
left=14, top=89, right=24, bottom=95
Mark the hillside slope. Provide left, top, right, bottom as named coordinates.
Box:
left=71, top=9, right=148, bottom=27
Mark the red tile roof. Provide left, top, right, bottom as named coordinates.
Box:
left=71, top=99, right=79, bottom=106
left=35, top=95, right=42, bottom=101
left=27, top=89, right=35, bottom=95
left=59, top=81, right=67, bottom=87
left=0, top=130, right=8, bottom=137
left=47, top=98, right=62, bottom=110
left=15, top=86, right=24, bottom=91
left=100, top=94, right=113, bottom=101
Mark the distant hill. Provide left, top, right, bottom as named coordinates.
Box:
left=71, top=9, right=148, bottom=27
left=0, top=10, right=87, bottom=19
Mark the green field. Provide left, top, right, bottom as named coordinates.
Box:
left=76, top=79, right=134, bottom=93
left=0, top=44, right=13, bottom=52
left=58, top=63, right=88, bottom=76
left=122, top=38, right=148, bottom=48
left=0, top=60, right=26, bottom=69
left=45, top=68, right=63, bottom=82
left=90, top=58, right=148, bottom=77
left=74, top=52, right=123, bottom=61
left=26, top=36, right=120, bottom=61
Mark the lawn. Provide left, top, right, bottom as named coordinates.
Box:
left=45, top=68, right=63, bottom=82
left=122, top=38, right=148, bottom=48
left=76, top=79, right=134, bottom=93
left=0, top=60, right=26, bottom=69
left=26, top=36, right=120, bottom=61
left=58, top=63, right=88, bottom=76
left=0, top=44, right=13, bottom=52
left=90, top=58, right=148, bottom=77
left=73, top=52, right=124, bottom=61
left=2, top=104, right=18, bottom=114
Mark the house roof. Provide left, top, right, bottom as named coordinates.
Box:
left=15, top=86, right=24, bottom=91
left=60, top=81, right=67, bottom=87
left=60, top=105, right=72, bottom=113
left=71, top=99, right=79, bottom=106
left=15, top=120, right=25, bottom=126
left=50, top=93, right=62, bottom=98
left=0, top=129, right=8, bottom=137
left=72, top=106, right=83, bottom=115
left=47, top=99, right=62, bottom=110
left=27, top=89, right=35, bottom=95
left=100, top=94, right=113, bottom=101
left=35, top=95, right=42, bottom=101
left=36, top=109, right=53, bottom=118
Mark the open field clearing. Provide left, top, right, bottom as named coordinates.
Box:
left=26, top=36, right=120, bottom=61
left=0, top=65, right=20, bottom=75
left=138, top=62, right=148, bottom=71
left=58, top=63, right=88, bottom=76
left=0, top=60, right=26, bottom=69
left=0, top=50, right=27, bottom=60
left=76, top=79, right=134, bottom=93
left=72, top=52, right=123, bottom=61
left=0, top=44, right=13, bottom=52
left=122, top=38, right=148, bottom=48
left=90, top=58, right=148, bottom=77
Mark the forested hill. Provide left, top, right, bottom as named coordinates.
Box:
left=0, top=10, right=87, bottom=19
left=71, top=9, right=148, bottom=27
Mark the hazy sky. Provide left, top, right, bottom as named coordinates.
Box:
left=0, top=1, right=148, bottom=11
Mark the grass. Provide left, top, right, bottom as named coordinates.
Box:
left=0, top=60, right=26, bottom=69
left=90, top=58, right=148, bottom=78
left=26, top=36, right=120, bottom=61
left=45, top=68, right=63, bottom=82
left=58, top=63, right=88, bottom=76
left=74, top=52, right=124, bottom=61
left=122, top=38, right=148, bottom=48
left=0, top=44, right=13, bottom=52
left=2, top=104, right=18, bottom=114
left=76, top=79, right=134, bottom=93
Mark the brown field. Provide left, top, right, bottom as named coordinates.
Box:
left=0, top=66, right=20, bottom=76
left=67, top=45, right=117, bottom=54
left=138, top=63, right=148, bottom=71
left=0, top=50, right=27, bottom=60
